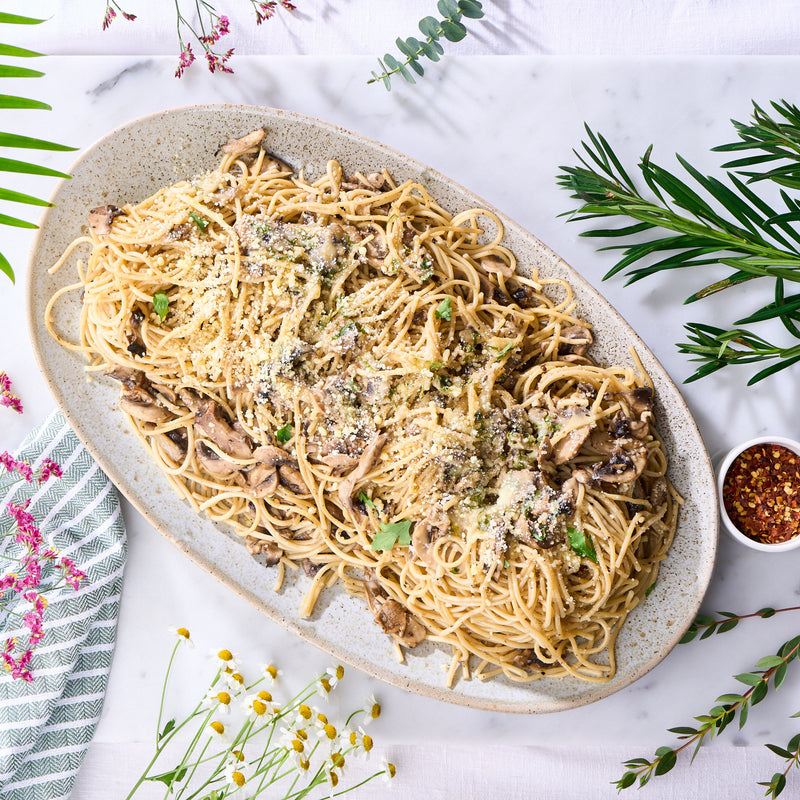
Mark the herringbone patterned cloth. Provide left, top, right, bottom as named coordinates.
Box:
left=0, top=411, right=126, bottom=799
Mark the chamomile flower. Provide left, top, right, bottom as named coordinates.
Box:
left=261, top=662, right=282, bottom=684
left=207, top=719, right=229, bottom=744
left=201, top=689, right=233, bottom=715
left=221, top=669, right=247, bottom=694
left=211, top=648, right=240, bottom=672
left=168, top=626, right=194, bottom=648
left=362, top=693, right=381, bottom=725
left=325, top=664, right=344, bottom=689
left=316, top=675, right=334, bottom=700
left=224, top=760, right=247, bottom=792
left=242, top=689, right=274, bottom=718
left=381, top=758, right=397, bottom=784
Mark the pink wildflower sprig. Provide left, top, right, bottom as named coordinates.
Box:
left=0, top=372, right=22, bottom=414
left=1, top=457, right=84, bottom=683
left=102, top=0, right=137, bottom=30
left=250, top=0, right=296, bottom=24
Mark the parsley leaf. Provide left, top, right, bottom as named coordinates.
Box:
left=645, top=581, right=657, bottom=597
left=332, top=320, right=356, bottom=339
left=152, top=290, right=169, bottom=322
left=567, top=526, right=598, bottom=563
left=494, top=342, right=516, bottom=361
left=435, top=296, right=452, bottom=321
left=358, top=491, right=376, bottom=510
left=275, top=424, right=292, bottom=443
left=370, top=519, right=413, bottom=552
left=188, top=210, right=209, bottom=234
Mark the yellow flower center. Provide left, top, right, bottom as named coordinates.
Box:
left=252, top=699, right=267, bottom=716
left=176, top=627, right=190, bottom=639
left=371, top=701, right=381, bottom=719
left=298, top=704, right=312, bottom=719
left=297, top=729, right=308, bottom=741
left=363, top=734, right=373, bottom=752
left=317, top=713, right=328, bottom=724
left=215, top=691, right=231, bottom=705
left=387, top=762, right=397, bottom=778
left=266, top=665, right=278, bottom=679
left=218, top=649, right=233, bottom=661
left=232, top=749, right=245, bottom=762
left=209, top=721, right=225, bottom=735
left=299, top=758, right=310, bottom=771
left=324, top=723, right=337, bottom=739
left=231, top=771, right=245, bottom=787
left=331, top=752, right=345, bottom=768
left=258, top=690, right=272, bottom=702
left=329, top=771, right=339, bottom=787
left=320, top=678, right=332, bottom=693
left=230, top=672, right=244, bottom=684
left=292, top=739, right=304, bottom=753
left=335, top=665, right=344, bottom=680
left=349, top=731, right=357, bottom=745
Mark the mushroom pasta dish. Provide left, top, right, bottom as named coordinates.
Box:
left=47, top=129, right=679, bottom=685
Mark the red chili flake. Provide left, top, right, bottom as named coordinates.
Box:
left=722, top=443, right=800, bottom=544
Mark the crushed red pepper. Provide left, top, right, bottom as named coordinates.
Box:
left=722, top=443, right=800, bottom=544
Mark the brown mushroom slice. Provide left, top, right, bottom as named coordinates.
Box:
left=126, top=308, right=146, bottom=357
left=609, top=410, right=649, bottom=441
left=375, top=599, right=426, bottom=648
left=220, top=129, right=266, bottom=156
left=88, top=204, right=125, bottom=236
left=277, top=464, right=309, bottom=495
left=649, top=476, right=669, bottom=508
left=411, top=508, right=450, bottom=567
left=558, top=325, right=594, bottom=357
left=119, top=385, right=172, bottom=424
left=591, top=443, right=648, bottom=484
left=360, top=223, right=389, bottom=268
left=319, top=452, right=359, bottom=473
left=152, top=429, right=187, bottom=463
left=194, top=400, right=252, bottom=460
left=513, top=516, right=557, bottom=550
left=260, top=154, right=291, bottom=175
left=178, top=388, right=204, bottom=413
left=195, top=441, right=240, bottom=477
left=245, top=535, right=283, bottom=566
left=236, top=463, right=279, bottom=498
left=608, top=387, right=654, bottom=420
left=106, top=366, right=148, bottom=390
left=552, top=406, right=592, bottom=465
left=338, top=434, right=388, bottom=515
left=513, top=649, right=548, bottom=670
left=479, top=254, right=514, bottom=278
left=560, top=353, right=595, bottom=367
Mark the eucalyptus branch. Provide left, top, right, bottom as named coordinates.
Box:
left=0, top=12, right=76, bottom=283
left=615, top=634, right=800, bottom=793
left=557, top=99, right=800, bottom=384
left=368, top=0, right=484, bottom=90
left=680, top=606, right=800, bottom=643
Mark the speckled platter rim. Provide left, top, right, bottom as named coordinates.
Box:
left=26, top=104, right=718, bottom=713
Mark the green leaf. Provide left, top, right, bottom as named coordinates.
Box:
left=409, top=58, right=425, bottom=77
left=653, top=748, right=676, bottom=776
left=0, top=44, right=44, bottom=58
left=371, top=519, right=413, bottom=552
left=0, top=64, right=43, bottom=78
left=0, top=212, right=36, bottom=229
left=0, top=132, right=76, bottom=151
left=148, top=766, right=188, bottom=788
left=441, top=19, right=467, bottom=41
left=0, top=95, right=50, bottom=110
left=667, top=726, right=699, bottom=735
left=735, top=672, right=762, bottom=686
left=332, top=320, right=356, bottom=340
left=419, top=16, right=441, bottom=38
left=158, top=718, right=176, bottom=742
left=715, top=693, right=745, bottom=704
left=458, top=0, right=484, bottom=18
left=358, top=491, right=376, bottom=510
left=679, top=627, right=698, bottom=644
left=566, top=526, right=598, bottom=562
left=0, top=187, right=52, bottom=207
left=765, top=744, right=793, bottom=759
left=395, top=38, right=415, bottom=58
left=751, top=679, right=769, bottom=705
left=717, top=618, right=739, bottom=634
left=0, top=156, right=70, bottom=179
left=152, top=290, right=169, bottom=322
left=616, top=771, right=636, bottom=790
left=738, top=698, right=750, bottom=729
left=419, top=40, right=441, bottom=61
left=0, top=12, right=46, bottom=24
left=756, top=655, right=786, bottom=670
left=493, top=342, right=517, bottom=361
left=275, top=424, right=292, bottom=443
left=188, top=210, right=208, bottom=233
left=645, top=581, right=656, bottom=597
left=435, top=296, right=452, bottom=320
left=437, top=0, right=460, bottom=17
left=0, top=251, right=13, bottom=283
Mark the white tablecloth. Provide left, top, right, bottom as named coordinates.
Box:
left=3, top=2, right=800, bottom=798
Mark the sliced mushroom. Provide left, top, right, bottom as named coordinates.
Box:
left=220, top=129, right=266, bottom=156
left=552, top=406, right=592, bottom=465
left=88, top=204, right=125, bottom=236
left=509, top=284, right=537, bottom=308
left=194, top=400, right=252, bottom=460
left=119, top=385, right=172, bottom=424
left=106, top=366, right=148, bottom=390
left=152, top=429, right=187, bottom=462
left=338, top=434, right=388, bottom=515
left=195, top=441, right=239, bottom=477
left=591, top=443, right=648, bottom=484
left=178, top=388, right=204, bottom=413
left=245, top=535, right=283, bottom=566
left=476, top=272, right=510, bottom=305
left=558, top=326, right=594, bottom=357
left=236, top=463, right=279, bottom=498
left=411, top=507, right=450, bottom=567
left=360, top=223, right=388, bottom=268
left=319, top=452, right=360, bottom=472
left=277, top=464, right=309, bottom=495
left=301, top=558, right=321, bottom=577
left=479, top=254, right=514, bottom=278
left=513, top=515, right=558, bottom=550
left=363, top=574, right=426, bottom=648
left=609, top=410, right=649, bottom=441
left=126, top=308, right=146, bottom=357
left=513, top=649, right=548, bottom=670
left=649, top=476, right=669, bottom=508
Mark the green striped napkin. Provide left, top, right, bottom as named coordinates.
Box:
left=0, top=410, right=126, bottom=800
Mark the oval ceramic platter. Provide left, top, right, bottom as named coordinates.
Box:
left=27, top=105, right=718, bottom=713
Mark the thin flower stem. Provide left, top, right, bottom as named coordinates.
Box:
left=155, top=640, right=180, bottom=748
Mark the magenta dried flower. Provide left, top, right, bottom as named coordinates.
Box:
left=102, top=1, right=136, bottom=30
left=0, top=372, right=22, bottom=415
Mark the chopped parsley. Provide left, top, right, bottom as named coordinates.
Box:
left=435, top=296, right=452, bottom=321
left=275, top=424, right=292, bottom=443
left=567, top=526, right=598, bottom=563
left=152, top=290, right=169, bottom=322
left=358, top=491, right=376, bottom=510
left=428, top=361, right=444, bottom=372
left=332, top=320, right=356, bottom=340
left=493, top=342, right=517, bottom=361
left=188, top=210, right=209, bottom=234
left=645, top=581, right=657, bottom=597
left=370, top=519, right=413, bottom=552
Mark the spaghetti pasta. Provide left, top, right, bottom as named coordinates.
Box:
left=47, top=130, right=679, bottom=685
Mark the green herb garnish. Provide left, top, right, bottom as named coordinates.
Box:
left=358, top=491, right=376, bottom=510
left=152, top=290, right=169, bottom=322
left=493, top=342, right=516, bottom=361
left=332, top=320, right=356, bottom=340
left=645, top=581, right=657, bottom=597
left=370, top=519, right=413, bottom=552
left=275, top=424, right=292, bottom=443
left=188, top=210, right=209, bottom=234
left=567, top=526, right=598, bottom=563
left=434, top=296, right=452, bottom=321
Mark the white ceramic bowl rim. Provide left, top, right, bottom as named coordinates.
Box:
left=717, top=435, right=800, bottom=552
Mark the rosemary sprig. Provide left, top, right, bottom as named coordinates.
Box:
left=615, top=634, right=800, bottom=793
left=0, top=11, right=75, bottom=283
left=368, top=0, right=484, bottom=90
left=557, top=99, right=800, bottom=384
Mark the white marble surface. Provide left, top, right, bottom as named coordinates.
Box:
left=4, top=42, right=800, bottom=800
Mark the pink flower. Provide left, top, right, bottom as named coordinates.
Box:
left=216, top=15, right=230, bottom=36
left=175, top=43, right=196, bottom=78
left=0, top=391, right=22, bottom=414
left=0, top=373, right=10, bottom=393
left=102, top=7, right=116, bottom=30
left=39, top=459, right=62, bottom=484
left=57, top=557, right=86, bottom=591
left=205, top=48, right=235, bottom=75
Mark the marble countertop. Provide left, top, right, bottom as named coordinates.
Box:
left=3, top=5, right=800, bottom=798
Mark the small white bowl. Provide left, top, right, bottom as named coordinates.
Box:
left=717, top=435, right=800, bottom=552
